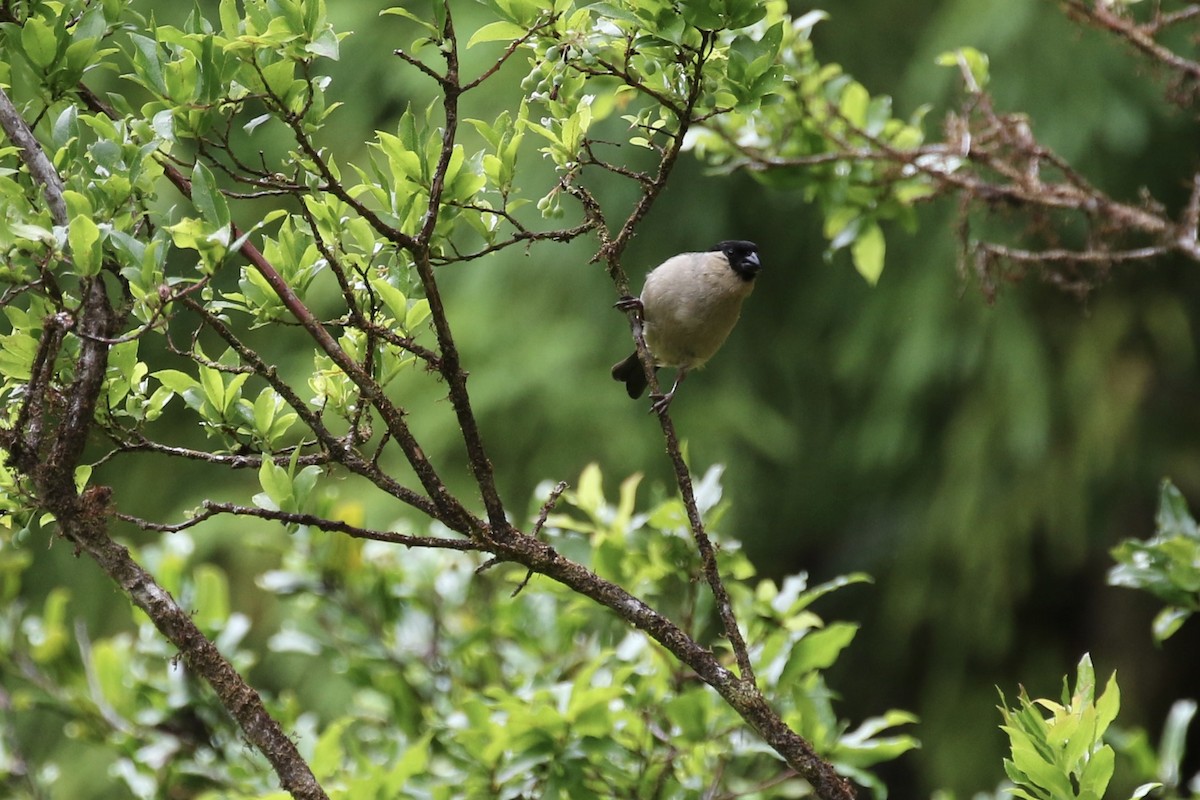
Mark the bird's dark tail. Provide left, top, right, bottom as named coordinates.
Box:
left=611, top=352, right=651, bottom=399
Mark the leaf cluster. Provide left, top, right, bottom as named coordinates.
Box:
left=1109, top=479, right=1200, bottom=643
left=1, top=464, right=914, bottom=799
left=998, top=654, right=1158, bottom=800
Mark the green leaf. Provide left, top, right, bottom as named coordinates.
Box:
left=1003, top=788, right=1042, bottom=800
left=29, top=588, right=71, bottom=663
left=9, top=222, right=56, bottom=247
left=1109, top=487, right=1200, bottom=630
left=154, top=369, right=199, bottom=395
left=851, top=222, right=885, bottom=285
left=647, top=497, right=687, bottom=532
left=664, top=690, right=711, bottom=740
left=782, top=622, right=858, bottom=678
left=257, top=459, right=292, bottom=512
left=192, top=563, right=231, bottom=630
left=191, top=162, right=230, bottom=228
left=1094, top=670, right=1120, bottom=740
left=292, top=463, right=322, bottom=508
left=127, top=33, right=167, bottom=95
left=824, top=207, right=860, bottom=249
left=166, top=216, right=230, bottom=270
left=198, top=365, right=226, bottom=415
left=90, top=638, right=134, bottom=716
left=380, top=733, right=433, bottom=791
left=839, top=81, right=870, bottom=128
left=613, top=472, right=642, bottom=535
left=1008, top=733, right=1074, bottom=798
left=370, top=277, right=408, bottom=321
left=311, top=717, right=352, bottom=778
left=1156, top=479, right=1198, bottom=538
left=224, top=374, right=250, bottom=415
left=306, top=28, right=340, bottom=60
left=835, top=710, right=920, bottom=767
left=936, top=46, right=990, bottom=89
left=1078, top=744, right=1115, bottom=797
left=68, top=214, right=102, bottom=276
left=1074, top=653, right=1097, bottom=705
left=258, top=58, right=296, bottom=99
left=163, top=49, right=199, bottom=103
left=679, top=0, right=725, bottom=30
left=404, top=299, right=430, bottom=330
left=380, top=6, right=440, bottom=36
left=252, top=387, right=297, bottom=443
left=251, top=393, right=277, bottom=435
left=376, top=129, right=426, bottom=184
left=1159, top=699, right=1197, bottom=786
left=21, top=17, right=59, bottom=70
left=271, top=0, right=305, bottom=35
left=0, top=328, right=40, bottom=381
left=467, top=21, right=529, bottom=48
left=574, top=463, right=605, bottom=519
left=219, top=0, right=242, bottom=36
left=61, top=189, right=93, bottom=219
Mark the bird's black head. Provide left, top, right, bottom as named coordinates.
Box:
left=713, top=240, right=761, bottom=281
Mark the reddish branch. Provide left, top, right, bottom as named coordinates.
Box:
left=716, top=33, right=1199, bottom=296
left=1062, top=0, right=1200, bottom=94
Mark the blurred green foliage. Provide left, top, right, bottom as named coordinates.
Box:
left=1, top=464, right=917, bottom=799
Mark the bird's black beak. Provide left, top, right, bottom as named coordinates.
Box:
left=741, top=251, right=761, bottom=274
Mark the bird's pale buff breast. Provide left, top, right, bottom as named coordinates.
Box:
left=640, top=253, right=755, bottom=369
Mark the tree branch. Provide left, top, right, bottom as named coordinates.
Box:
left=0, top=86, right=67, bottom=225
left=488, top=527, right=856, bottom=800
left=410, top=4, right=510, bottom=533
left=1062, top=0, right=1200, bottom=99
left=121, top=502, right=485, bottom=553
left=62, top=499, right=331, bottom=800
left=589, top=29, right=759, bottom=687
left=0, top=87, right=329, bottom=800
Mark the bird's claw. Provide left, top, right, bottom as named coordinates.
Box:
left=648, top=391, right=675, bottom=415
left=614, top=295, right=643, bottom=313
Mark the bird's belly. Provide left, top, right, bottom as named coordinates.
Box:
left=643, top=297, right=742, bottom=368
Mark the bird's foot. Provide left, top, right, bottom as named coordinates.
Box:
left=648, top=391, right=675, bottom=415
left=614, top=295, right=643, bottom=313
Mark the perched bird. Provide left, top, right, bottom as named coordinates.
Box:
left=611, top=240, right=762, bottom=412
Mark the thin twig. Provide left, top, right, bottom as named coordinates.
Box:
left=408, top=3, right=510, bottom=533
left=460, top=13, right=558, bottom=92
left=178, top=296, right=446, bottom=521
left=974, top=242, right=1173, bottom=264
left=1062, top=0, right=1200, bottom=87
left=510, top=480, right=568, bottom=597
left=119, top=502, right=486, bottom=552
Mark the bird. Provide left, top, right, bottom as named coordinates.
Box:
left=611, top=240, right=761, bottom=413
